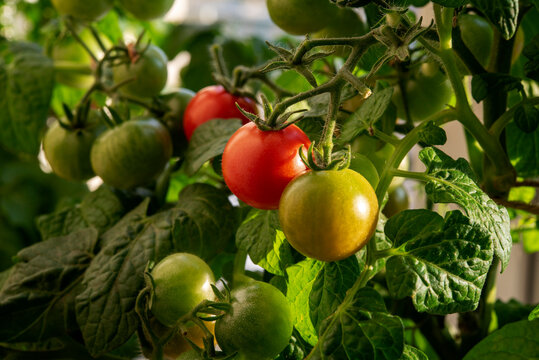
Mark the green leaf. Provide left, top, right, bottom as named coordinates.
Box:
left=236, top=209, right=294, bottom=276
left=419, top=147, right=512, bottom=270
left=418, top=122, right=447, bottom=146
left=400, top=345, right=429, bottom=360
left=76, top=200, right=177, bottom=357
left=471, top=0, right=519, bottom=39
left=471, top=73, right=523, bottom=102
left=495, top=299, right=536, bottom=327
left=0, top=42, right=53, bottom=155
left=173, top=184, right=239, bottom=261
left=0, top=228, right=98, bottom=342
left=36, top=186, right=125, bottom=240
left=313, top=287, right=404, bottom=360
left=431, top=0, right=469, bottom=6
left=339, top=87, right=394, bottom=143
left=184, top=119, right=242, bottom=176
left=530, top=305, right=539, bottom=321
left=515, top=105, right=539, bottom=133
left=286, top=259, right=325, bottom=346
left=463, top=319, right=539, bottom=359
left=386, top=210, right=493, bottom=314
left=506, top=122, right=539, bottom=177
left=309, top=257, right=361, bottom=331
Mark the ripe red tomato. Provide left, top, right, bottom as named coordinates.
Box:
left=182, top=86, right=257, bottom=141
left=222, top=122, right=311, bottom=210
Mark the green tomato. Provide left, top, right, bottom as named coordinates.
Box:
left=112, top=44, right=168, bottom=99
left=382, top=186, right=409, bottom=218
left=90, top=117, right=172, bottom=189
left=159, top=88, right=195, bottom=156
left=149, top=253, right=215, bottom=327
left=215, top=281, right=293, bottom=360
left=279, top=169, right=379, bottom=262
left=349, top=153, right=379, bottom=188
left=118, top=0, right=175, bottom=20
left=312, top=8, right=367, bottom=57
left=51, top=0, right=113, bottom=21
left=458, top=14, right=493, bottom=68
left=43, top=113, right=103, bottom=182
left=392, top=64, right=452, bottom=122
left=266, top=0, right=338, bottom=35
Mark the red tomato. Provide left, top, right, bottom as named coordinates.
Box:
left=183, top=85, right=257, bottom=140
left=222, top=122, right=311, bottom=210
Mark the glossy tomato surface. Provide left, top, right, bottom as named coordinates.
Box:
left=279, top=169, right=379, bottom=262
left=183, top=85, right=257, bottom=141
left=215, top=281, right=293, bottom=360
left=222, top=122, right=311, bottom=210
left=266, top=0, right=338, bottom=35
left=149, top=253, right=215, bottom=327
left=112, top=45, right=168, bottom=99
left=90, top=117, right=172, bottom=189
left=51, top=0, right=112, bottom=21
left=118, top=0, right=174, bottom=20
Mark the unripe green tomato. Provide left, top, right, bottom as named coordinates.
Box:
left=43, top=116, right=102, bottom=182
left=159, top=88, right=196, bottom=156
left=112, top=45, right=168, bottom=99
left=90, top=117, right=172, bottom=189
left=279, top=169, right=379, bottom=262
left=215, top=281, right=293, bottom=360
left=458, top=14, right=493, bottom=68
left=349, top=153, right=379, bottom=188
left=392, top=66, right=452, bottom=122
left=369, top=143, right=409, bottom=191
left=149, top=253, right=215, bottom=328
left=312, top=8, right=367, bottom=57
left=382, top=186, right=409, bottom=218
left=266, top=0, right=338, bottom=35
left=51, top=0, right=113, bottom=22
left=118, top=0, right=175, bottom=20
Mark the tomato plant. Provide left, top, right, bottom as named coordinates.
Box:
left=222, top=122, right=311, bottom=210
left=279, top=169, right=379, bottom=262
left=215, top=281, right=293, bottom=360
left=148, top=253, right=215, bottom=327
left=1, top=2, right=538, bottom=360
left=90, top=117, right=173, bottom=189
left=112, top=44, right=168, bottom=99
left=182, top=85, right=257, bottom=141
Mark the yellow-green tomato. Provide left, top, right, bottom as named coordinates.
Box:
left=149, top=253, right=215, bottom=327
left=312, top=8, right=367, bottom=57
left=51, top=0, right=113, bottom=21
left=279, top=169, right=379, bottom=262
left=118, top=0, right=175, bottom=20
left=215, top=282, right=293, bottom=360
left=90, top=117, right=172, bottom=189
left=112, top=44, right=168, bottom=99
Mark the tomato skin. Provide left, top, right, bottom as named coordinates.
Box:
left=349, top=153, right=379, bottom=188
left=222, top=123, right=311, bottom=210
left=215, top=281, right=293, bottom=360
left=382, top=186, right=409, bottom=218
left=159, top=88, right=196, bottom=156
left=266, top=0, right=338, bottom=35
left=51, top=0, right=112, bottom=21
left=392, top=67, right=452, bottom=122
left=458, top=14, right=493, bottom=68
left=118, top=0, right=174, bottom=20
left=183, top=85, right=257, bottom=141
left=112, top=45, right=168, bottom=99
left=43, top=119, right=101, bottom=182
left=279, top=169, right=379, bottom=262
left=150, top=253, right=215, bottom=327
left=90, top=118, right=172, bottom=189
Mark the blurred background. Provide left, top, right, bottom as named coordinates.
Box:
left=0, top=0, right=537, bottom=306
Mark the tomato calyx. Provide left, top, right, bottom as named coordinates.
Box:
left=298, top=141, right=352, bottom=171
